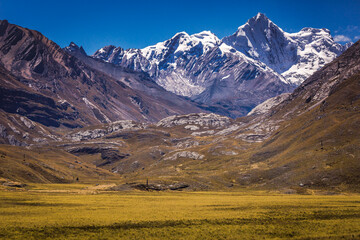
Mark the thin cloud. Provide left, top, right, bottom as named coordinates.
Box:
left=334, top=25, right=360, bottom=43
left=334, top=35, right=351, bottom=42
left=345, top=25, right=359, bottom=31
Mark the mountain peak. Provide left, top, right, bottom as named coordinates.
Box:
left=238, top=12, right=279, bottom=34
left=171, top=31, right=189, bottom=39
left=64, top=42, right=87, bottom=56
left=142, top=30, right=220, bottom=58
left=92, top=45, right=124, bottom=64
left=169, top=31, right=220, bottom=44
left=248, top=12, right=271, bottom=25
left=97, top=45, right=117, bottom=53
left=69, top=42, right=78, bottom=47
left=255, top=12, right=268, bottom=21
left=299, top=27, right=331, bottom=35
left=191, top=30, right=221, bottom=46
left=193, top=30, right=214, bottom=36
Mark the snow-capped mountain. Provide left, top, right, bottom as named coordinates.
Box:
left=92, top=13, right=349, bottom=116
left=93, top=31, right=292, bottom=117
left=93, top=31, right=224, bottom=96
left=283, top=28, right=350, bottom=85
left=223, top=13, right=349, bottom=85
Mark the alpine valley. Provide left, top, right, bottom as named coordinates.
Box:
left=0, top=12, right=359, bottom=195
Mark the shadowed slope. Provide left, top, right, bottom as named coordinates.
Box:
left=0, top=20, right=205, bottom=128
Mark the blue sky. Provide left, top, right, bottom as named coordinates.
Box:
left=0, top=0, right=359, bottom=54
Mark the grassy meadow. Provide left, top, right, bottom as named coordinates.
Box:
left=0, top=185, right=360, bottom=239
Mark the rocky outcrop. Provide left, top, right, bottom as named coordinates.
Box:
left=191, top=130, right=215, bottom=136
left=174, top=139, right=200, bottom=149
left=165, top=151, right=205, bottom=160
left=0, top=111, right=62, bottom=146
left=66, top=120, right=146, bottom=141
left=156, top=113, right=231, bottom=128
left=0, top=124, right=27, bottom=146
left=215, top=124, right=241, bottom=136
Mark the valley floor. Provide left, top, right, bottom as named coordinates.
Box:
left=0, top=185, right=360, bottom=239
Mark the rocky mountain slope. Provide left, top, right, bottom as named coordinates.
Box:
left=241, top=40, right=360, bottom=191
left=247, top=93, right=291, bottom=116
left=0, top=20, right=205, bottom=133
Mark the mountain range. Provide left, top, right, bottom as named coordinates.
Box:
left=0, top=15, right=359, bottom=192
left=92, top=13, right=349, bottom=117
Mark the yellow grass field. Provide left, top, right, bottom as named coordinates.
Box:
left=1, top=185, right=360, bottom=239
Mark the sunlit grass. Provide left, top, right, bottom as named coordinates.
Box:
left=0, top=187, right=360, bottom=239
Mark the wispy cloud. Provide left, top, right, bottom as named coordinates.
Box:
left=334, top=25, right=360, bottom=43
left=345, top=25, right=359, bottom=31
left=334, top=35, right=351, bottom=42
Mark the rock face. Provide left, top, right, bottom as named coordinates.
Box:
left=223, top=13, right=349, bottom=85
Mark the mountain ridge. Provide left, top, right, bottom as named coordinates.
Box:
left=0, top=19, right=207, bottom=134
left=92, top=13, right=349, bottom=116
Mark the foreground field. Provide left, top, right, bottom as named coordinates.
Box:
left=0, top=186, right=360, bottom=239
